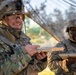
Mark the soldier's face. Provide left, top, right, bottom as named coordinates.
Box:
left=6, top=14, right=23, bottom=31
left=69, top=27, right=76, bottom=42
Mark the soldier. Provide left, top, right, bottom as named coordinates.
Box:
left=48, top=19, right=76, bottom=75
left=0, top=0, right=47, bottom=75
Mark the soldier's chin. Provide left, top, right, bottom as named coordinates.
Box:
left=16, top=27, right=22, bottom=32
left=14, top=28, right=21, bottom=32
left=17, top=29, right=21, bottom=32
left=72, top=38, right=76, bottom=42
left=69, top=37, right=76, bottom=42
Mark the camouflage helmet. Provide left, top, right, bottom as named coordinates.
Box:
left=0, top=0, right=24, bottom=20
left=66, top=19, right=76, bottom=32
left=66, top=19, right=76, bottom=42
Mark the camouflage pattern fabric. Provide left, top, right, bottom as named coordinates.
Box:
left=48, top=39, right=76, bottom=75
left=0, top=0, right=24, bottom=20
left=0, top=25, right=47, bottom=75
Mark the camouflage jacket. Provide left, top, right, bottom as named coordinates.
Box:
left=48, top=39, right=76, bottom=75
left=0, top=25, right=47, bottom=75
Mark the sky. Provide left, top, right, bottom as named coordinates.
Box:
left=29, top=0, right=70, bottom=14
left=45, top=0, right=70, bottom=14
left=26, top=0, right=76, bottom=15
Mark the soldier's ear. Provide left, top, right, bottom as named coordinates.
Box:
left=2, top=16, right=8, bottom=26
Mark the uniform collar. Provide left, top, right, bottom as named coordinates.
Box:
left=1, top=24, right=21, bottom=38
left=1, top=24, right=22, bottom=43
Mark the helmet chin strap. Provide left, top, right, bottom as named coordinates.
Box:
left=3, top=15, right=9, bottom=27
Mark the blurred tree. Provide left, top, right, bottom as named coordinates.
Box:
left=65, top=6, right=76, bottom=21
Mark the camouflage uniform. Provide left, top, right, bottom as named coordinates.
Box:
left=0, top=1, right=47, bottom=75
left=0, top=25, right=47, bottom=75
left=48, top=19, right=76, bottom=75
left=48, top=39, right=76, bottom=75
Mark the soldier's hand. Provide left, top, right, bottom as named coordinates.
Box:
left=25, top=44, right=40, bottom=56
left=35, top=52, right=47, bottom=60
left=50, top=53, right=63, bottom=61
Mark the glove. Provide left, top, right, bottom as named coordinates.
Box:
left=51, top=53, right=63, bottom=62
left=48, top=53, right=64, bottom=74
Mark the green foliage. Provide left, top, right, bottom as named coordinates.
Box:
left=27, top=27, right=40, bottom=36
left=41, top=29, right=52, bottom=40
left=26, top=25, right=51, bottom=44
left=27, top=26, right=51, bottom=39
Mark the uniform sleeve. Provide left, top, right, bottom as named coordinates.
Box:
left=48, top=42, right=69, bottom=75
left=20, top=33, right=47, bottom=72
left=0, top=41, right=32, bottom=75
left=21, top=46, right=47, bottom=72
